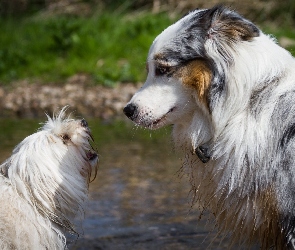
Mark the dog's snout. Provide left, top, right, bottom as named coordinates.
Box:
left=81, top=119, right=88, bottom=128
left=123, top=103, right=137, bottom=119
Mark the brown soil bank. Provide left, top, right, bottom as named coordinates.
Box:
left=0, top=75, right=139, bottom=120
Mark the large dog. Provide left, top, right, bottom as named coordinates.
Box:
left=124, top=5, right=295, bottom=249
left=0, top=108, right=98, bottom=249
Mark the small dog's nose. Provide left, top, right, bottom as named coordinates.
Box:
left=123, top=103, right=137, bottom=119
left=81, top=119, right=88, bottom=127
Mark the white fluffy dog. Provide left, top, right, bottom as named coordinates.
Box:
left=124, top=5, right=295, bottom=249
left=0, top=108, right=98, bottom=249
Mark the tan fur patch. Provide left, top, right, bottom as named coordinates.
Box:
left=208, top=8, right=259, bottom=41
left=177, top=60, right=212, bottom=107
left=212, top=23, right=256, bottom=41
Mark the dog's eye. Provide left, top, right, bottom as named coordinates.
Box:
left=61, top=134, right=70, bottom=141
left=155, top=66, right=169, bottom=76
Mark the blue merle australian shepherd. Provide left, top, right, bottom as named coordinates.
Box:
left=124, top=5, right=295, bottom=250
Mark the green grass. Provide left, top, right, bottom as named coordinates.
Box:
left=0, top=11, right=177, bottom=86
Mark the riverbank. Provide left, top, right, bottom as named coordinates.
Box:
left=0, top=74, right=139, bottom=120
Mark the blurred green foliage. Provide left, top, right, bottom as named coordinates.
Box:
left=1, top=0, right=295, bottom=86
left=0, top=11, right=177, bottom=85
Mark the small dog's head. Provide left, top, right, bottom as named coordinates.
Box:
left=0, top=107, right=98, bottom=232
left=124, top=5, right=260, bottom=130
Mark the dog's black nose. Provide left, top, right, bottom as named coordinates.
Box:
left=123, top=103, right=137, bottom=119
left=81, top=119, right=88, bottom=127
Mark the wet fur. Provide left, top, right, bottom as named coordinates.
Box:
left=0, top=108, right=98, bottom=249
left=124, top=5, right=295, bottom=249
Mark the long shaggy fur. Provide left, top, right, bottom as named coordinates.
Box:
left=0, top=107, right=98, bottom=249
left=124, top=5, right=295, bottom=249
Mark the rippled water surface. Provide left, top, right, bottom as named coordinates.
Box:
left=0, top=118, right=231, bottom=249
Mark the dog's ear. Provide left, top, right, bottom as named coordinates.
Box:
left=205, top=5, right=260, bottom=42
left=0, top=161, right=10, bottom=178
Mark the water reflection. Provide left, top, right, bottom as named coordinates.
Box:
left=0, top=119, right=230, bottom=249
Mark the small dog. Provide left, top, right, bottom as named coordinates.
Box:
left=124, top=5, right=295, bottom=249
left=0, top=108, right=98, bottom=249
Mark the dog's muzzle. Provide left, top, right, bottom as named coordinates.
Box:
left=123, top=103, right=138, bottom=120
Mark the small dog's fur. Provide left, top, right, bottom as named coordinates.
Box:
left=124, top=5, right=295, bottom=249
left=0, top=108, right=98, bottom=249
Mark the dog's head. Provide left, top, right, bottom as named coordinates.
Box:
left=124, top=5, right=260, bottom=130
left=0, top=107, right=98, bottom=232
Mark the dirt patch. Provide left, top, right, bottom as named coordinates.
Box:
left=0, top=75, right=140, bottom=120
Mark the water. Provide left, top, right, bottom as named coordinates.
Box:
left=0, top=119, right=230, bottom=249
